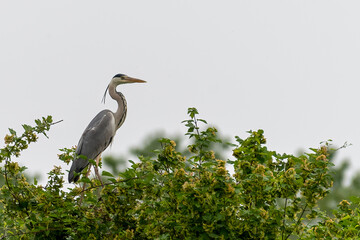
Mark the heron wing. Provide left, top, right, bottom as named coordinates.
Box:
left=68, top=110, right=116, bottom=182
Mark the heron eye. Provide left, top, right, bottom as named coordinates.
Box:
left=113, top=73, right=126, bottom=79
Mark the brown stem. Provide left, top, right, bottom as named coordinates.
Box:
left=285, top=203, right=308, bottom=240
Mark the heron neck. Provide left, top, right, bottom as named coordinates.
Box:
left=108, top=83, right=127, bottom=128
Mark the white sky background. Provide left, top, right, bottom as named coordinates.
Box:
left=1, top=1, right=360, bottom=186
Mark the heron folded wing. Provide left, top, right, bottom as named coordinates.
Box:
left=68, top=110, right=116, bottom=182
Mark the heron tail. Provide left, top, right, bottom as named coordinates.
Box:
left=68, top=156, right=89, bottom=183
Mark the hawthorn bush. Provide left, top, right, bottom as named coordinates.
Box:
left=0, top=108, right=359, bottom=239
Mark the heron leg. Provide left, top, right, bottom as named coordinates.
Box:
left=79, top=166, right=92, bottom=205
left=94, top=155, right=104, bottom=186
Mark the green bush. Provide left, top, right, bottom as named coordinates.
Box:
left=0, top=108, right=359, bottom=239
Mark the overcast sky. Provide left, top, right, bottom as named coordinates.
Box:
left=1, top=1, right=360, bottom=186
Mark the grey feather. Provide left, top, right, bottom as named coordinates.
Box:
left=68, top=110, right=116, bottom=183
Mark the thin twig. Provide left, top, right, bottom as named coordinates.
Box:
left=50, top=119, right=64, bottom=125
left=3, top=136, right=22, bottom=204
left=193, top=115, right=203, bottom=167
left=282, top=197, right=288, bottom=240
left=282, top=161, right=288, bottom=240
left=285, top=203, right=308, bottom=240
left=3, top=159, right=21, bottom=204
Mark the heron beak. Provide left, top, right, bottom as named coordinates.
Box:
left=123, top=76, right=146, bottom=83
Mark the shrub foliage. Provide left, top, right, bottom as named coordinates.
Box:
left=0, top=109, right=359, bottom=239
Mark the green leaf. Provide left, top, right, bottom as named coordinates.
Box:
left=8, top=128, right=16, bottom=135
left=198, top=119, right=207, bottom=124
left=22, top=124, right=32, bottom=132
left=79, top=177, right=91, bottom=184
left=102, top=170, right=114, bottom=178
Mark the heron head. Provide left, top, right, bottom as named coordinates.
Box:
left=112, top=73, right=146, bottom=85
left=102, top=74, right=146, bottom=103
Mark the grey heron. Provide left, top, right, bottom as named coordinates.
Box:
left=68, top=74, right=146, bottom=183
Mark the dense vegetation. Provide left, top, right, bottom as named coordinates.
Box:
left=1, top=108, right=360, bottom=239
